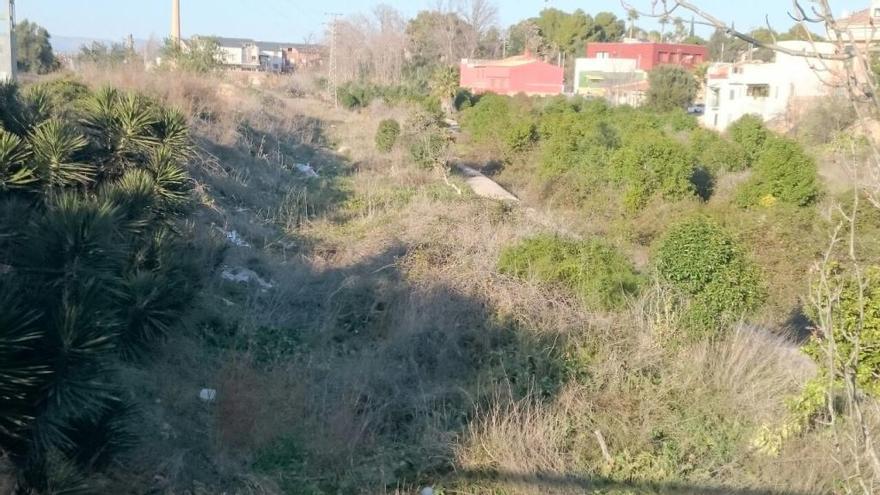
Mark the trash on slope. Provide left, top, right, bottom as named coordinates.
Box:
left=295, top=163, right=319, bottom=177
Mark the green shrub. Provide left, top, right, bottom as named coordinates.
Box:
left=727, top=114, right=768, bottom=164
left=689, top=128, right=749, bottom=172
left=736, top=136, right=819, bottom=207
left=498, top=234, right=643, bottom=310
left=405, top=111, right=449, bottom=169
left=460, top=94, right=536, bottom=156
left=538, top=111, right=619, bottom=178
left=375, top=119, right=401, bottom=153
left=804, top=266, right=880, bottom=397
left=610, top=134, right=697, bottom=211
left=655, top=217, right=764, bottom=334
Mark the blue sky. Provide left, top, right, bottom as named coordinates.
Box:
left=17, top=0, right=869, bottom=43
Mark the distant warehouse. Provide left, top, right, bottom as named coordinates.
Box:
left=459, top=53, right=564, bottom=97
left=197, top=36, right=323, bottom=73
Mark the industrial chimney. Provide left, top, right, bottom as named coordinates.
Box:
left=171, top=0, right=181, bottom=47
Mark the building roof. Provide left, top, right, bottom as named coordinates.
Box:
left=210, top=36, right=323, bottom=52
left=838, top=8, right=872, bottom=27
left=587, top=41, right=707, bottom=50
left=461, top=54, right=548, bottom=68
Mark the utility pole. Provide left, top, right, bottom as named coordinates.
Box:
left=1, top=0, right=15, bottom=82
left=325, top=12, right=342, bottom=108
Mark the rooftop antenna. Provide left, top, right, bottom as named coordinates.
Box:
left=1, top=0, right=15, bottom=81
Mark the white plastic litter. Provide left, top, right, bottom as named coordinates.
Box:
left=198, top=388, right=217, bottom=401
left=295, top=163, right=319, bottom=178
left=220, top=266, right=274, bottom=289
left=224, top=229, right=250, bottom=247
left=420, top=487, right=434, bottom=495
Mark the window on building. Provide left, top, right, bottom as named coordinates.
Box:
left=729, top=89, right=735, bottom=100
left=874, top=7, right=880, bottom=17
left=596, top=51, right=609, bottom=59
left=659, top=51, right=670, bottom=62
left=747, top=84, right=770, bottom=98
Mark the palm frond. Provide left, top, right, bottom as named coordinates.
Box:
left=0, top=287, right=50, bottom=446
left=18, top=192, right=125, bottom=286
left=0, top=129, right=37, bottom=190
left=118, top=270, right=183, bottom=358
left=147, top=147, right=192, bottom=210
left=152, top=107, right=192, bottom=161
left=0, top=81, right=29, bottom=136
left=28, top=119, right=94, bottom=188
left=99, top=169, right=157, bottom=233
left=62, top=398, right=137, bottom=470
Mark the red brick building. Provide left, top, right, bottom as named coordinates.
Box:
left=585, top=42, right=707, bottom=71
left=459, top=55, right=564, bottom=96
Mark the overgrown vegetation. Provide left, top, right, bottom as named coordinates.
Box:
left=0, top=80, right=203, bottom=491
left=498, top=234, right=643, bottom=310
left=375, top=118, right=400, bottom=153
left=737, top=136, right=820, bottom=207
left=646, top=64, right=699, bottom=111
left=655, top=217, right=765, bottom=334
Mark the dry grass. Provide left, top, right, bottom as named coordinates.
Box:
left=54, top=66, right=856, bottom=495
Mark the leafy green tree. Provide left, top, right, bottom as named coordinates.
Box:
left=589, top=12, right=625, bottom=42
left=14, top=19, right=59, bottom=74
left=646, top=65, right=698, bottom=111
left=77, top=41, right=133, bottom=68
left=161, top=36, right=223, bottom=73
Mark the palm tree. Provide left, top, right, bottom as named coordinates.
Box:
left=430, top=65, right=460, bottom=116
left=627, top=8, right=639, bottom=39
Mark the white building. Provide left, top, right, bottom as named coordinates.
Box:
left=573, top=57, right=646, bottom=105
left=702, top=41, right=844, bottom=131
left=0, top=1, right=15, bottom=82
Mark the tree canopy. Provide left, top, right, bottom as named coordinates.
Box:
left=15, top=19, right=59, bottom=74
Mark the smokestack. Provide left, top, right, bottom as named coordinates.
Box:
left=171, top=0, right=181, bottom=47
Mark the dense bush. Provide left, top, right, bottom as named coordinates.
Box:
left=375, top=118, right=401, bottom=153
left=610, top=133, right=698, bottom=210
left=0, top=82, right=202, bottom=490
left=805, top=266, right=880, bottom=397
left=646, top=65, right=698, bottom=111
left=338, top=81, right=431, bottom=110
left=656, top=217, right=764, bottom=334
left=689, top=128, right=749, bottom=172
left=539, top=109, right=619, bottom=177
left=727, top=114, right=768, bottom=164
left=736, top=136, right=819, bottom=207
left=405, top=111, right=449, bottom=169
left=460, top=94, right=537, bottom=156
left=498, top=234, right=643, bottom=310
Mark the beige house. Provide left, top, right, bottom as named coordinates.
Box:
left=836, top=1, right=880, bottom=44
